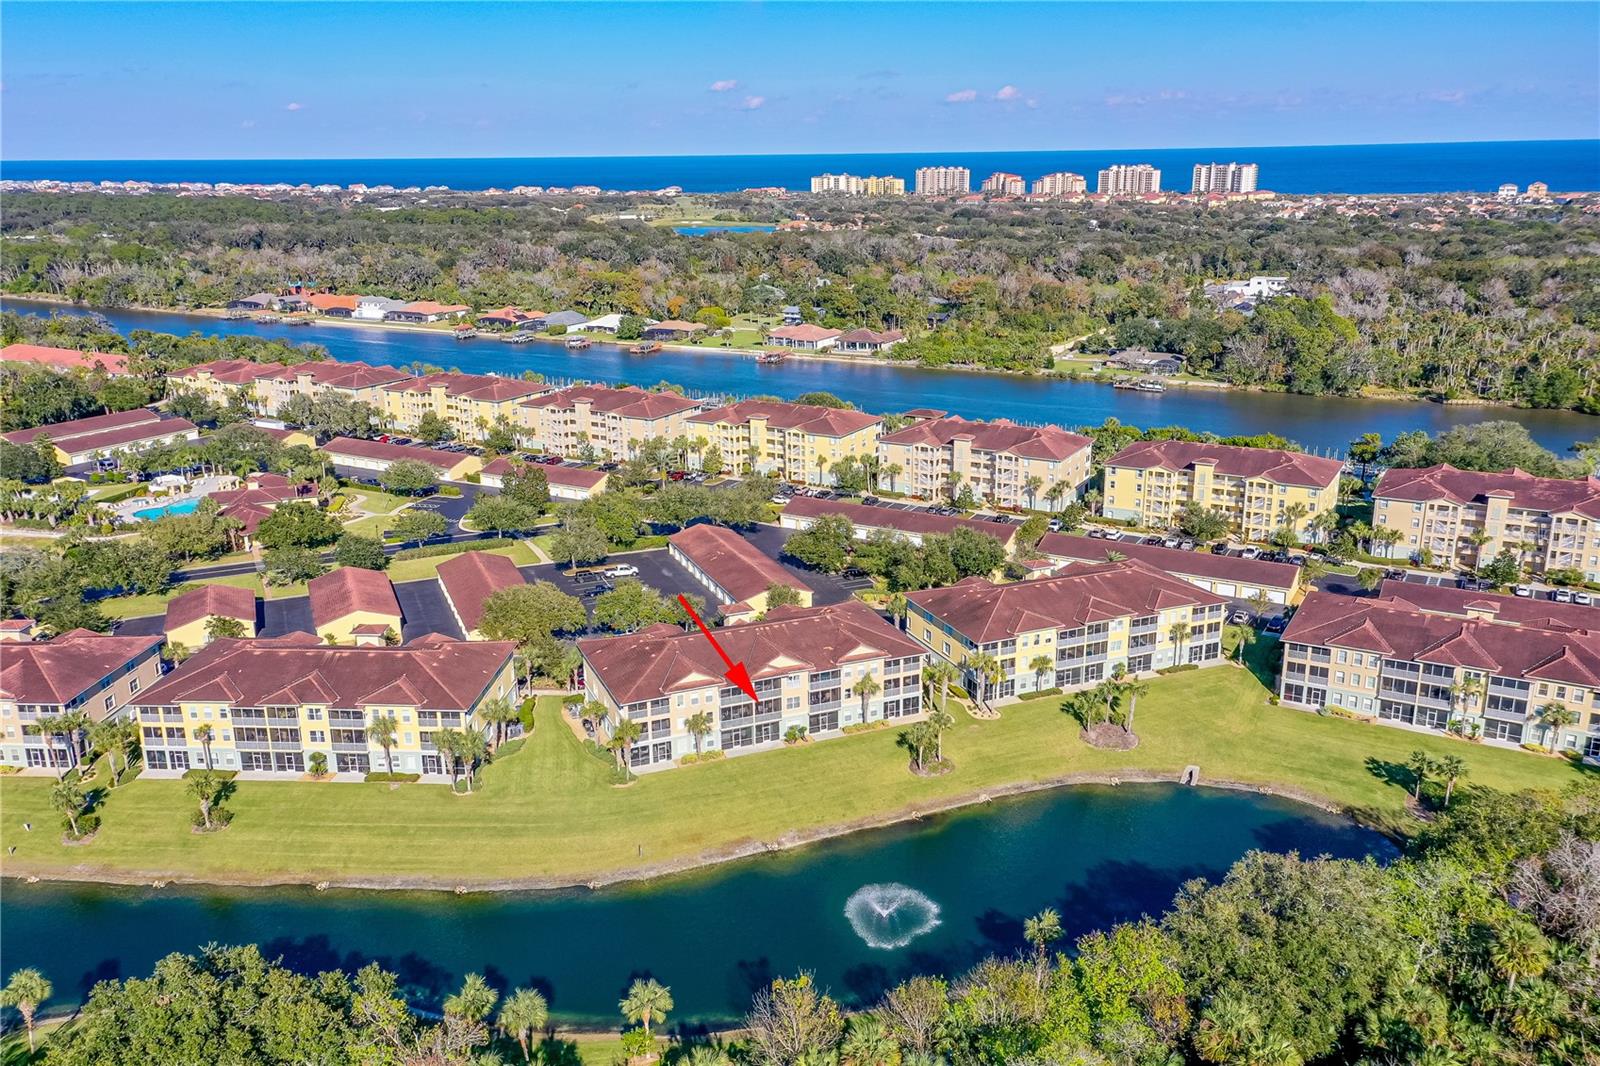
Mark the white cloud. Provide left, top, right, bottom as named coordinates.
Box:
left=284, top=102, right=304, bottom=111
left=994, top=85, right=1021, bottom=101
left=944, top=88, right=978, bottom=103
left=739, top=95, right=765, bottom=110
left=709, top=79, right=738, bottom=92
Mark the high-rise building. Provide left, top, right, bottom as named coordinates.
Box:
left=1031, top=172, right=1087, bottom=197
left=1097, top=164, right=1161, bottom=195
left=915, top=166, right=972, bottom=196
left=980, top=171, right=1025, bottom=196
left=809, top=173, right=905, bottom=196
left=1190, top=162, right=1259, bottom=194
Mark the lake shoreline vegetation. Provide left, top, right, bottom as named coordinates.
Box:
left=2, top=189, right=1598, bottom=414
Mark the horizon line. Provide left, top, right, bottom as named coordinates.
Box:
left=7, top=136, right=1597, bottom=165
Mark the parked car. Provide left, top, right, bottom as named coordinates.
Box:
left=1229, top=610, right=1252, bottom=626
left=770, top=494, right=789, bottom=505
left=1180, top=539, right=1197, bottom=551
left=1263, top=615, right=1288, bottom=634
left=1575, top=591, right=1594, bottom=606
left=1048, top=518, right=1063, bottom=532
left=1513, top=584, right=1534, bottom=597
left=1239, top=546, right=1261, bottom=559
left=1554, top=588, right=1575, bottom=603
left=604, top=564, right=640, bottom=578
left=863, top=496, right=880, bottom=506
left=1163, top=536, right=1181, bottom=549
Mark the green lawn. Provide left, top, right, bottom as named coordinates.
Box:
left=1, top=658, right=1586, bottom=887
left=99, top=573, right=265, bottom=620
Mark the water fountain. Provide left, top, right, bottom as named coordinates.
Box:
left=843, top=883, right=942, bottom=950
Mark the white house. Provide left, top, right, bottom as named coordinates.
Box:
left=353, top=296, right=409, bottom=321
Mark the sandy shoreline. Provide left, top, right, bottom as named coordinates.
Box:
left=2, top=771, right=1390, bottom=896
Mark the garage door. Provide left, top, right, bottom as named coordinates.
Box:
left=1212, top=581, right=1237, bottom=598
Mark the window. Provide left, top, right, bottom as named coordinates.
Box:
left=104, top=695, right=115, bottom=712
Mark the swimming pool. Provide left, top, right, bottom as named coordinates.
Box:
left=130, top=498, right=202, bottom=521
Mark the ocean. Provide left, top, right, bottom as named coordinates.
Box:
left=4, top=140, right=1597, bottom=194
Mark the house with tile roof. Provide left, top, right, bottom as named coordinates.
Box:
left=204, top=472, right=318, bottom=548
left=0, top=342, right=131, bottom=377
left=687, top=399, right=882, bottom=486
left=475, top=307, right=545, bottom=329
left=1280, top=587, right=1600, bottom=757
left=1103, top=440, right=1342, bottom=540
left=641, top=320, right=708, bottom=341
left=386, top=301, right=472, bottom=323
left=0, top=629, right=165, bottom=770
left=437, top=551, right=526, bottom=639
left=578, top=600, right=926, bottom=771
left=380, top=371, right=552, bottom=442
left=305, top=293, right=361, bottom=316
left=257, top=360, right=414, bottom=415
left=668, top=524, right=814, bottom=620
left=516, top=384, right=702, bottom=460
left=164, top=583, right=259, bottom=649
left=129, top=633, right=517, bottom=777
left=878, top=415, right=1093, bottom=509
left=308, top=567, right=403, bottom=645
left=766, top=324, right=842, bottom=350
left=905, top=558, right=1228, bottom=703
left=1373, top=464, right=1600, bottom=581
left=834, top=328, right=905, bottom=354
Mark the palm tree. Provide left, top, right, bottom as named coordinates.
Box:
left=899, top=721, right=936, bottom=772
left=86, top=718, right=131, bottom=786
left=1489, top=921, right=1550, bottom=991
left=434, top=728, right=465, bottom=790
left=1437, top=754, right=1467, bottom=807
left=1193, top=994, right=1260, bottom=1064
left=607, top=717, right=643, bottom=771
left=444, top=972, right=499, bottom=1024
left=497, top=987, right=550, bottom=1062
left=923, top=660, right=959, bottom=711
left=1247, top=589, right=1273, bottom=620
left=1023, top=475, right=1044, bottom=511
left=1045, top=481, right=1069, bottom=511
left=1028, top=655, right=1052, bottom=693
left=620, top=977, right=673, bottom=1038
left=187, top=771, right=226, bottom=831
left=885, top=592, right=907, bottom=629
left=1537, top=701, right=1578, bottom=752
left=852, top=672, right=882, bottom=721
left=1167, top=620, right=1191, bottom=666
left=366, top=713, right=399, bottom=774
left=1121, top=676, right=1151, bottom=734
left=457, top=730, right=489, bottom=792
left=1449, top=674, right=1484, bottom=728
left=839, top=1015, right=898, bottom=1066
left=478, top=695, right=519, bottom=747
left=1406, top=750, right=1433, bottom=799
left=1, top=968, right=52, bottom=1052
left=926, top=704, right=955, bottom=763
left=50, top=777, right=87, bottom=838
left=1092, top=678, right=1121, bottom=726
left=684, top=711, right=713, bottom=755
left=194, top=723, right=215, bottom=771
left=966, top=651, right=1001, bottom=706
left=880, top=462, right=903, bottom=493
left=1022, top=907, right=1063, bottom=969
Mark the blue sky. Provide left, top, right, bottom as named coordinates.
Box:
left=3, top=2, right=1596, bottom=159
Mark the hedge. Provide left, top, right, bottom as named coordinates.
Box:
left=364, top=772, right=421, bottom=783
left=391, top=537, right=519, bottom=561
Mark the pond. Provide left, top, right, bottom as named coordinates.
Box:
left=0, top=783, right=1393, bottom=1026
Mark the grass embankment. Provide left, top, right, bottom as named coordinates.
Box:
left=1, top=653, right=1586, bottom=888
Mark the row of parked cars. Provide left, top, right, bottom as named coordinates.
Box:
left=1515, top=584, right=1595, bottom=605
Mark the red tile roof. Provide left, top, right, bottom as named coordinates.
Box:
left=437, top=551, right=526, bottom=632
left=645, top=319, right=707, bottom=333
left=1038, top=533, right=1301, bottom=589
left=781, top=496, right=1018, bottom=545
left=579, top=600, right=922, bottom=705
left=670, top=523, right=813, bottom=605
left=400, top=301, right=471, bottom=316
left=1106, top=440, right=1342, bottom=488
left=836, top=328, right=905, bottom=344
left=3, top=407, right=160, bottom=445
left=906, top=559, right=1227, bottom=644
left=267, top=360, right=411, bottom=390
left=880, top=415, right=1091, bottom=461
left=0, top=630, right=162, bottom=706
left=768, top=324, right=843, bottom=343
left=1374, top=579, right=1600, bottom=633
left=172, top=358, right=286, bottom=385
left=0, top=343, right=130, bottom=376
left=519, top=384, right=702, bottom=420
left=384, top=371, right=548, bottom=403
left=134, top=635, right=515, bottom=711
left=305, top=293, right=360, bottom=311
left=483, top=459, right=607, bottom=491
left=164, top=583, right=257, bottom=633
left=1283, top=590, right=1600, bottom=688
left=49, top=417, right=197, bottom=457
left=308, top=567, right=401, bottom=629
left=687, top=399, right=881, bottom=437
left=1375, top=464, right=1600, bottom=519
left=321, top=436, right=469, bottom=472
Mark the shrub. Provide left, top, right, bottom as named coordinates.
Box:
left=561, top=693, right=585, bottom=705
left=619, top=1029, right=656, bottom=1058
left=182, top=768, right=238, bottom=780
left=1031, top=687, right=1063, bottom=698
left=1156, top=663, right=1200, bottom=675
left=308, top=751, right=329, bottom=777
left=391, top=538, right=519, bottom=561
left=191, top=806, right=234, bottom=830
left=842, top=720, right=891, bottom=735
left=699, top=748, right=725, bottom=760
left=364, top=772, right=420, bottom=783
left=680, top=753, right=699, bottom=765
left=437, top=485, right=462, bottom=498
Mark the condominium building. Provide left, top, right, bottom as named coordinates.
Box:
left=1031, top=172, right=1087, bottom=197
left=861, top=175, right=907, bottom=196
left=1097, top=164, right=1162, bottom=195
left=169, top=359, right=286, bottom=411
left=811, top=173, right=861, bottom=194
left=1279, top=585, right=1600, bottom=757
left=0, top=626, right=165, bottom=770
left=173, top=358, right=411, bottom=416
left=517, top=384, right=702, bottom=460
left=686, top=399, right=882, bottom=485
left=877, top=415, right=1093, bottom=509
left=128, top=633, right=518, bottom=777
left=1102, top=440, right=1342, bottom=540
left=1191, top=162, right=1260, bottom=194
left=380, top=371, right=552, bottom=442
left=981, top=172, right=1025, bottom=196
left=2, top=409, right=198, bottom=467
left=915, top=166, right=972, bottom=196
left=667, top=523, right=814, bottom=621
left=578, top=600, right=926, bottom=771
left=1372, top=464, right=1600, bottom=581
left=905, top=559, right=1227, bottom=702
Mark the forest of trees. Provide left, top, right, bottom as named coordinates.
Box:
left=7, top=780, right=1594, bottom=1065
left=2, top=191, right=1596, bottom=411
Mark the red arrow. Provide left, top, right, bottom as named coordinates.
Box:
left=677, top=594, right=759, bottom=702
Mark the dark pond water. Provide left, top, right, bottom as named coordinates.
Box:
left=1, top=783, right=1392, bottom=1026
left=7, top=299, right=1595, bottom=455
